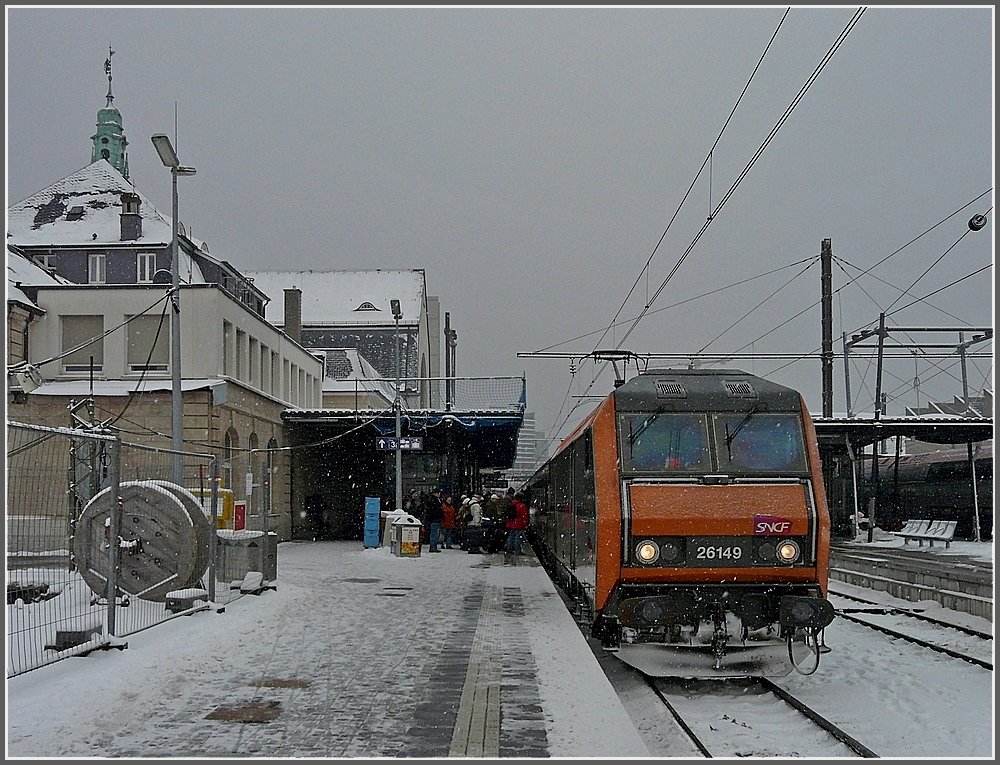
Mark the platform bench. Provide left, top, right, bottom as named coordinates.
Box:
left=893, top=519, right=958, bottom=548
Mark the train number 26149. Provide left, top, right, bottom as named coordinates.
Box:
left=695, top=545, right=744, bottom=560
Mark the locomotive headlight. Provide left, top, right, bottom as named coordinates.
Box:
left=776, top=539, right=801, bottom=564
left=635, top=540, right=660, bottom=564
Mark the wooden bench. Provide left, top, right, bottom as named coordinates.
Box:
left=893, top=519, right=958, bottom=548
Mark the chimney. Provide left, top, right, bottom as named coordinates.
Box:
left=284, top=287, right=302, bottom=343
left=120, top=193, right=142, bottom=241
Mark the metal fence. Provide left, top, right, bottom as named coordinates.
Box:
left=405, top=375, right=525, bottom=412
left=6, top=421, right=262, bottom=678
left=326, top=375, right=526, bottom=412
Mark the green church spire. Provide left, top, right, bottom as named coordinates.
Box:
left=90, top=45, right=129, bottom=179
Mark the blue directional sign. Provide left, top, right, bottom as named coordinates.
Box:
left=375, top=436, right=424, bottom=451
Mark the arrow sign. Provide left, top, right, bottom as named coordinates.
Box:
left=375, top=437, right=423, bottom=450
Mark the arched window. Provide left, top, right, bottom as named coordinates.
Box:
left=248, top=433, right=260, bottom=527
left=354, top=301, right=379, bottom=312
left=224, top=427, right=238, bottom=489
left=266, top=437, right=279, bottom=520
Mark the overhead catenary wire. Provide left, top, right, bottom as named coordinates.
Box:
left=722, top=193, right=993, bottom=366
left=532, top=255, right=817, bottom=353
left=536, top=8, right=794, bottom=452
left=588, top=7, right=792, bottom=358
left=616, top=6, right=867, bottom=353
left=539, top=8, right=866, bottom=453
left=695, top=256, right=819, bottom=355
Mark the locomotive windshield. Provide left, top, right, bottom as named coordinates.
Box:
left=620, top=411, right=808, bottom=475
left=713, top=412, right=808, bottom=473
left=622, top=413, right=711, bottom=472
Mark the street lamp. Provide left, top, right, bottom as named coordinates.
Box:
left=151, top=133, right=196, bottom=486
left=391, top=299, right=403, bottom=514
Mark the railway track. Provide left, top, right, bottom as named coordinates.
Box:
left=829, top=588, right=993, bottom=670
left=646, top=675, right=878, bottom=758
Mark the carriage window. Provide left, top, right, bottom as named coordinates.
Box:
left=714, top=413, right=808, bottom=473
left=621, top=413, right=711, bottom=472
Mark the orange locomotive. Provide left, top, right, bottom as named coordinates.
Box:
left=525, top=368, right=834, bottom=676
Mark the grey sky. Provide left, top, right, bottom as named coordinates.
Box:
left=6, top=6, right=994, bottom=451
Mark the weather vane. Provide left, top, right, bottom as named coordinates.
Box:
left=104, top=44, right=115, bottom=106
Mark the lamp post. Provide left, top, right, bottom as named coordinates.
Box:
left=151, top=133, right=196, bottom=486
left=391, top=299, right=403, bottom=514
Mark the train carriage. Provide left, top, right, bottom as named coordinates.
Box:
left=525, top=368, right=834, bottom=677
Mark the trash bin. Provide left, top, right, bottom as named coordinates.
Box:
left=381, top=510, right=406, bottom=549
left=391, top=514, right=423, bottom=558
left=215, top=530, right=278, bottom=583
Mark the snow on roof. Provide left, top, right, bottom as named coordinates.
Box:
left=7, top=161, right=213, bottom=284
left=321, top=348, right=397, bottom=402
left=6, top=248, right=70, bottom=310
left=244, top=270, right=425, bottom=326
left=7, top=160, right=173, bottom=247
left=24, top=379, right=224, bottom=397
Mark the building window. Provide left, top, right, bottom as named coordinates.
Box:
left=137, top=253, right=156, bottom=283
left=88, top=253, right=106, bottom=284
left=126, top=314, right=169, bottom=372
left=260, top=345, right=270, bottom=393
left=61, top=315, right=104, bottom=373
left=222, top=321, right=233, bottom=376
left=248, top=433, right=260, bottom=520
left=249, top=337, right=259, bottom=387
left=235, top=329, right=246, bottom=380
left=355, top=302, right=379, bottom=311
left=224, top=428, right=238, bottom=489
left=33, top=253, right=55, bottom=271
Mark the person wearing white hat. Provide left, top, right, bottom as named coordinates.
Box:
left=465, top=495, right=485, bottom=553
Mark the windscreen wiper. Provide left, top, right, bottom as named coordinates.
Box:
left=724, top=403, right=761, bottom=461
left=628, top=413, right=660, bottom=445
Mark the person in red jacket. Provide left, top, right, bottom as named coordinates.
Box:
left=504, top=493, right=530, bottom=555
left=441, top=494, right=457, bottom=549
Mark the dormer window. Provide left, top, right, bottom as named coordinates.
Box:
left=66, top=206, right=84, bottom=221
left=355, top=302, right=380, bottom=312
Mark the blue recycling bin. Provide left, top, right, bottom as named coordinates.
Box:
left=363, top=497, right=381, bottom=548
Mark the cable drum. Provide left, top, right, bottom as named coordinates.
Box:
left=73, top=480, right=213, bottom=602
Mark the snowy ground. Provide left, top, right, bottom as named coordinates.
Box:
left=5, top=541, right=648, bottom=758
left=5, top=537, right=994, bottom=759
left=597, top=537, right=995, bottom=759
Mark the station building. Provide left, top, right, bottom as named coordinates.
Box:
left=7, top=61, right=524, bottom=544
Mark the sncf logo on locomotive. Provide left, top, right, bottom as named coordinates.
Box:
left=753, top=514, right=792, bottom=535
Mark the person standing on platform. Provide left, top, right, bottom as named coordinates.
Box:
left=465, top=494, right=484, bottom=553
left=482, top=493, right=503, bottom=552
left=457, top=495, right=472, bottom=549
left=441, top=493, right=457, bottom=549
left=424, top=487, right=444, bottom=553
left=505, top=493, right=530, bottom=556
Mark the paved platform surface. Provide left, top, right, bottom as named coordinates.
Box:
left=6, top=540, right=651, bottom=759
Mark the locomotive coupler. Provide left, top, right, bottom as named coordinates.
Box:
left=779, top=595, right=835, bottom=629
left=711, top=607, right=729, bottom=669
